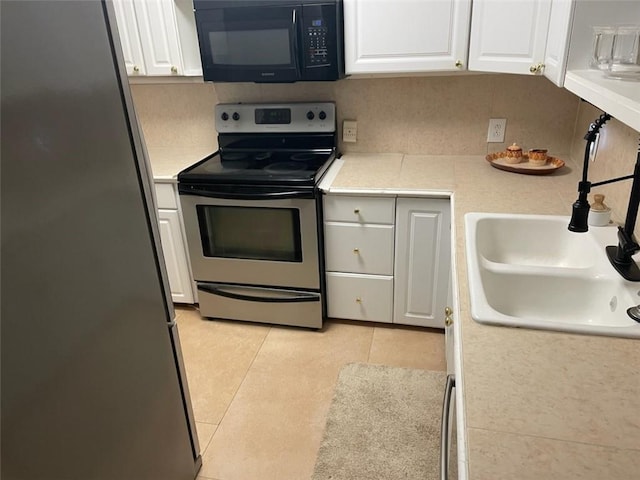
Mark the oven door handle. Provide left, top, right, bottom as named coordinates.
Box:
left=179, top=188, right=314, bottom=200
left=198, top=284, right=320, bottom=303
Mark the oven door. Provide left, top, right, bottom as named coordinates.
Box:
left=194, top=2, right=301, bottom=83
left=180, top=192, right=320, bottom=290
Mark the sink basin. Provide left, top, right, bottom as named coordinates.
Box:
left=475, top=215, right=600, bottom=268
left=465, top=213, right=640, bottom=338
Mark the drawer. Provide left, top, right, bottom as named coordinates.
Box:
left=326, top=272, right=393, bottom=323
left=325, top=223, right=394, bottom=275
left=154, top=183, right=177, bottom=209
left=324, top=195, right=395, bottom=224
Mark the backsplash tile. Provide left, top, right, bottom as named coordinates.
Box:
left=130, top=83, right=219, bottom=149
left=130, top=74, right=579, bottom=156
left=570, top=103, right=640, bottom=233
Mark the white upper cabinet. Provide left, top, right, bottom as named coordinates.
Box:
left=468, top=0, right=552, bottom=75
left=562, top=0, right=640, bottom=133
left=113, top=0, right=147, bottom=75
left=112, top=0, right=202, bottom=77
left=542, top=0, right=574, bottom=86
left=133, top=0, right=184, bottom=75
left=344, top=0, right=472, bottom=74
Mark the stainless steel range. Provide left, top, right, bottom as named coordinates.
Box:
left=178, top=102, right=337, bottom=328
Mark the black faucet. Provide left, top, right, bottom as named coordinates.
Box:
left=569, top=113, right=640, bottom=281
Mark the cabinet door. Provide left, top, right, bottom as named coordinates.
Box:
left=543, top=0, right=575, bottom=86
left=344, top=0, right=471, bottom=74
left=468, top=0, right=552, bottom=75
left=394, top=198, right=451, bottom=328
left=112, top=0, right=146, bottom=75
left=158, top=209, right=195, bottom=304
left=133, top=0, right=183, bottom=75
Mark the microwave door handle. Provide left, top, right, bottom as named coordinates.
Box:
left=198, top=284, right=319, bottom=303
left=440, top=374, right=455, bottom=480
left=292, top=7, right=300, bottom=72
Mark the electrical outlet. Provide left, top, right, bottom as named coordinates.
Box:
left=343, top=120, right=357, bottom=143
left=487, top=118, right=507, bottom=143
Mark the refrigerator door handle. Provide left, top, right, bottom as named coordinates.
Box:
left=198, top=284, right=320, bottom=303
left=440, top=374, right=455, bottom=480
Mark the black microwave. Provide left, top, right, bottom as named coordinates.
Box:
left=193, top=0, right=345, bottom=83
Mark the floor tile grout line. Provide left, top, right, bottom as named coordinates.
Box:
left=209, top=325, right=273, bottom=438
left=196, top=422, right=219, bottom=458
left=366, top=326, right=376, bottom=364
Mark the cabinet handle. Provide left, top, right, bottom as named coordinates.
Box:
left=455, top=60, right=463, bottom=68
left=355, top=297, right=362, bottom=303
left=445, top=306, right=453, bottom=326
left=171, top=66, right=178, bottom=74
left=354, top=208, right=360, bottom=214
left=529, top=63, right=545, bottom=74
left=353, top=247, right=360, bottom=254
left=133, top=65, right=139, bottom=73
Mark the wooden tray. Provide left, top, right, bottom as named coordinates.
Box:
left=486, top=152, right=565, bottom=175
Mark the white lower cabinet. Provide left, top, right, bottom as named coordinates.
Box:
left=324, top=194, right=451, bottom=328
left=154, top=182, right=195, bottom=304
left=394, top=198, right=451, bottom=328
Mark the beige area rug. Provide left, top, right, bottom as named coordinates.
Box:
left=312, top=363, right=446, bottom=480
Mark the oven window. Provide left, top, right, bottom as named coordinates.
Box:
left=209, top=29, right=291, bottom=66
left=196, top=205, right=302, bottom=262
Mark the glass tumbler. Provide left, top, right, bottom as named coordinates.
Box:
left=590, top=26, right=616, bottom=70
left=608, top=26, right=640, bottom=79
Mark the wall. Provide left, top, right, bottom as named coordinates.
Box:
left=130, top=82, right=219, bottom=150
left=570, top=103, right=640, bottom=230
left=131, top=74, right=579, bottom=156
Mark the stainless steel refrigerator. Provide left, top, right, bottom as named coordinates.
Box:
left=1, top=1, right=202, bottom=478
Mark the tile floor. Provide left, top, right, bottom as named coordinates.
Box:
left=175, top=306, right=446, bottom=480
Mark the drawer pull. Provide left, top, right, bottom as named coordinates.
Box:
left=353, top=247, right=360, bottom=254
left=355, top=297, right=362, bottom=303
left=354, top=208, right=360, bottom=214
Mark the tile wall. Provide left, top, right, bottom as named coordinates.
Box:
left=569, top=103, right=640, bottom=231
left=131, top=74, right=579, bottom=155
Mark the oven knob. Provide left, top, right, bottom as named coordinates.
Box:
left=232, top=112, right=240, bottom=121
left=319, top=111, right=327, bottom=120
left=221, top=112, right=229, bottom=121
left=306, top=111, right=315, bottom=120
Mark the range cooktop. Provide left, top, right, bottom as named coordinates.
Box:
left=178, top=102, right=337, bottom=188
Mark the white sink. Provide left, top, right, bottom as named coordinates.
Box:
left=465, top=213, right=640, bottom=338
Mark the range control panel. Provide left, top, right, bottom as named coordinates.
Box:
left=215, top=103, right=336, bottom=133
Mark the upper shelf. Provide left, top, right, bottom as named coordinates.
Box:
left=564, top=70, right=640, bottom=133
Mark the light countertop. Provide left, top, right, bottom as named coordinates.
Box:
left=146, top=145, right=216, bottom=181
left=324, top=153, right=640, bottom=479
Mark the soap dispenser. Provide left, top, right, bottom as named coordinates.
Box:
left=588, top=193, right=612, bottom=226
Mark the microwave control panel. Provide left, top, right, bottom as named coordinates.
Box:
left=305, top=20, right=329, bottom=66
left=302, top=4, right=337, bottom=69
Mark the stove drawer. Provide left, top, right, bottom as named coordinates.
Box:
left=325, top=223, right=394, bottom=275
left=197, top=283, right=322, bottom=329
left=324, top=195, right=395, bottom=224
left=326, top=273, right=393, bottom=323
